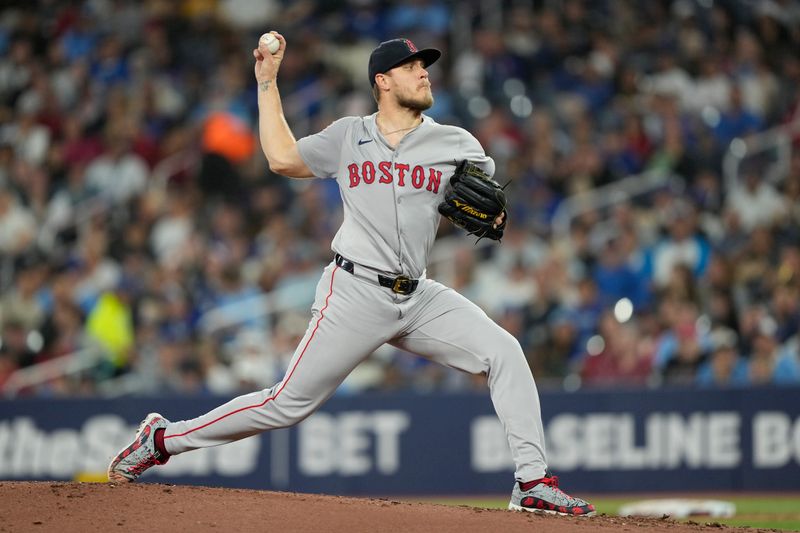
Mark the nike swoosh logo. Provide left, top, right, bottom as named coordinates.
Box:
left=358, top=139, right=373, bottom=145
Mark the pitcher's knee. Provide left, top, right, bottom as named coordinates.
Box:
left=265, top=392, right=322, bottom=428
left=486, top=331, right=528, bottom=367
left=499, top=328, right=525, bottom=355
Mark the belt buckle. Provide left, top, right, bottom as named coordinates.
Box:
left=392, top=276, right=412, bottom=295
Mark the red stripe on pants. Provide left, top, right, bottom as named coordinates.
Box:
left=164, top=266, right=339, bottom=440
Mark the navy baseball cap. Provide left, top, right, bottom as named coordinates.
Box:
left=368, top=38, right=441, bottom=86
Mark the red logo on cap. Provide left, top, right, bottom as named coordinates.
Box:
left=404, top=39, right=418, bottom=52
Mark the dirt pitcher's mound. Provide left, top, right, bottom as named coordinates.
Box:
left=0, top=482, right=776, bottom=533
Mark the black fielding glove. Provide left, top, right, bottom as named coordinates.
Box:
left=438, top=160, right=507, bottom=241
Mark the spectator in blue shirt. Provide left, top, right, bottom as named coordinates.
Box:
left=695, top=328, right=749, bottom=387
left=712, top=85, right=763, bottom=148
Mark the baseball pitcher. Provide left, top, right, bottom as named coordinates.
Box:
left=108, top=33, right=595, bottom=516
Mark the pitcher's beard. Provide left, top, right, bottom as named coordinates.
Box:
left=398, top=92, right=434, bottom=111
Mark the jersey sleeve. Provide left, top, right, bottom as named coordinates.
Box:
left=296, top=117, right=357, bottom=179
left=459, top=131, right=496, bottom=177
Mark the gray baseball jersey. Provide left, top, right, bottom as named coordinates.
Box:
left=298, top=113, right=494, bottom=277
left=161, top=113, right=549, bottom=484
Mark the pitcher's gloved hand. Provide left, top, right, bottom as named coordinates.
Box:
left=438, top=160, right=507, bottom=241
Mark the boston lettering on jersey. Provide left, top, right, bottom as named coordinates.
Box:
left=347, top=161, right=442, bottom=193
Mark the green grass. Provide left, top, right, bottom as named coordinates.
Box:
left=415, top=495, right=800, bottom=531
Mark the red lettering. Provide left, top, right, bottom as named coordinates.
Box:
left=351, top=161, right=440, bottom=193
left=426, top=168, right=442, bottom=193
left=362, top=161, right=376, bottom=184
left=394, top=163, right=409, bottom=186
left=379, top=161, right=392, bottom=183
left=411, top=165, right=425, bottom=189
left=348, top=163, right=360, bottom=188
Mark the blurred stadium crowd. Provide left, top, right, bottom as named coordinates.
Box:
left=0, top=0, right=799, bottom=397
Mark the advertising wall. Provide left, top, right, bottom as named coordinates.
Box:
left=1, top=388, right=799, bottom=494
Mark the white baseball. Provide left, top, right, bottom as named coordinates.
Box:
left=259, top=33, right=279, bottom=55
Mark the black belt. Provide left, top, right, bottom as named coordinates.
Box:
left=334, top=254, right=419, bottom=295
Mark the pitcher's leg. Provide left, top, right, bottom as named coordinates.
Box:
left=164, top=265, right=390, bottom=454
left=395, top=283, right=547, bottom=482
